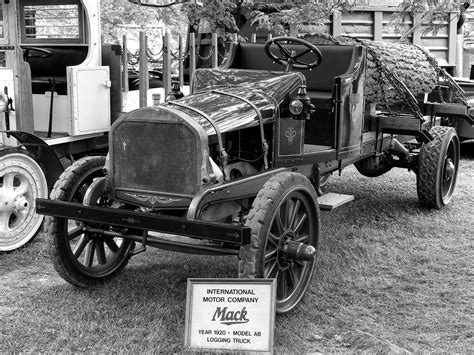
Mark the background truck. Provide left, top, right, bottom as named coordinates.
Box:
left=0, top=0, right=123, bottom=251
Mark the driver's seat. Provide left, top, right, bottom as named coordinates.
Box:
left=221, top=42, right=359, bottom=109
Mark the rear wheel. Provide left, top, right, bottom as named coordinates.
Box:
left=239, top=172, right=320, bottom=313
left=417, top=126, right=460, bottom=209
left=46, top=156, right=134, bottom=287
left=0, top=148, right=48, bottom=251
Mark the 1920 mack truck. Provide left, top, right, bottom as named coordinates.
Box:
left=37, top=36, right=466, bottom=313
left=0, top=0, right=122, bottom=251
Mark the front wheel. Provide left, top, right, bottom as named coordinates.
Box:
left=46, top=156, right=134, bottom=287
left=0, top=148, right=48, bottom=251
left=417, top=126, right=460, bottom=209
left=239, top=172, right=320, bottom=314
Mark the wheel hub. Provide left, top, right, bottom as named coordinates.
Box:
left=0, top=190, right=22, bottom=213
left=277, top=230, right=316, bottom=268
left=444, top=158, right=455, bottom=182
left=0, top=168, right=35, bottom=230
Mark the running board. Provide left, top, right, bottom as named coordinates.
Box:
left=317, top=192, right=354, bottom=211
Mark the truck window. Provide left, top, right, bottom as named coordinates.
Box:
left=0, top=5, right=4, bottom=66
left=21, top=1, right=83, bottom=43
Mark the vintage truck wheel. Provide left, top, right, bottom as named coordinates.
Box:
left=0, top=148, right=48, bottom=252
left=417, top=126, right=460, bottom=209
left=239, top=172, right=320, bottom=313
left=46, top=156, right=133, bottom=287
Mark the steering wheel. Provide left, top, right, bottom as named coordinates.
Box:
left=23, top=47, right=53, bottom=61
left=264, top=36, right=322, bottom=71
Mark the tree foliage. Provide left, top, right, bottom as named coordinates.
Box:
left=182, top=0, right=238, bottom=39
left=250, top=0, right=355, bottom=35
left=100, top=0, right=187, bottom=46
left=391, top=0, right=470, bottom=39
left=100, top=0, right=470, bottom=43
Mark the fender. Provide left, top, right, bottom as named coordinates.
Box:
left=2, top=130, right=63, bottom=190
left=187, top=167, right=290, bottom=220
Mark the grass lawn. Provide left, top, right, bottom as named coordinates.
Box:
left=1, top=143, right=473, bottom=352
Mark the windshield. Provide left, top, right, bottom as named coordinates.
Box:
left=22, top=2, right=83, bottom=43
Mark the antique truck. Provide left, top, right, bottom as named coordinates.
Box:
left=0, top=0, right=123, bottom=251
left=37, top=36, right=464, bottom=313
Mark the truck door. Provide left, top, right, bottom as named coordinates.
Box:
left=335, top=46, right=366, bottom=160
left=69, top=66, right=111, bottom=135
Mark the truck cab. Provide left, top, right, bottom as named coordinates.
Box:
left=0, top=0, right=119, bottom=251
left=3, top=0, right=111, bottom=137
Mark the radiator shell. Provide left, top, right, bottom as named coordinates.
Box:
left=109, top=106, right=211, bottom=208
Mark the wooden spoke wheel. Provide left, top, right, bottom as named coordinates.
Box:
left=239, top=172, right=320, bottom=313
left=46, top=156, right=134, bottom=287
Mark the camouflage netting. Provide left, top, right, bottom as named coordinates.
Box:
left=303, top=33, right=440, bottom=106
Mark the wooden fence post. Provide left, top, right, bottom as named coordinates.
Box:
left=179, top=36, right=184, bottom=87
left=212, top=33, right=218, bottom=68
left=122, top=34, right=129, bottom=92
left=163, top=32, right=172, bottom=99
left=139, top=31, right=149, bottom=108
left=189, top=32, right=196, bottom=85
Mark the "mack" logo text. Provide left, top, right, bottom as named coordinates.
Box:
left=211, top=306, right=249, bottom=325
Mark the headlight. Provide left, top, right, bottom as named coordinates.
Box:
left=289, top=99, right=304, bottom=115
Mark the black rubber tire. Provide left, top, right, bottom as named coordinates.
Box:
left=238, top=172, right=320, bottom=314
left=46, top=156, right=133, bottom=287
left=417, top=126, right=460, bottom=209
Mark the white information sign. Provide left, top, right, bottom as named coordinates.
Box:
left=185, top=278, right=276, bottom=352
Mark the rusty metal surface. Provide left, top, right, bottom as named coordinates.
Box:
left=167, top=69, right=304, bottom=134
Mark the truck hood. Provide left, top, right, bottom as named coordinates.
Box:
left=165, top=69, right=305, bottom=134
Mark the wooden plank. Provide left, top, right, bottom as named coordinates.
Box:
left=318, top=193, right=354, bottom=211
left=373, top=11, right=383, bottom=42
left=412, top=14, right=421, bottom=45
left=332, top=12, right=342, bottom=36
left=448, top=12, right=457, bottom=66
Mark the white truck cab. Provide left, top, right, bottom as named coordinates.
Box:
left=0, top=0, right=120, bottom=251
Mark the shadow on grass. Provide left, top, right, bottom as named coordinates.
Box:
left=460, top=140, right=474, bottom=159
